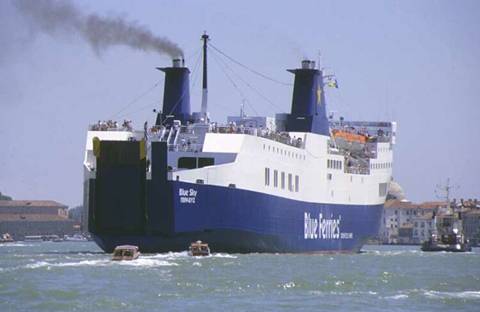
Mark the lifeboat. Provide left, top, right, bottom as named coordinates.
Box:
left=332, top=129, right=367, bottom=144
left=331, top=129, right=368, bottom=152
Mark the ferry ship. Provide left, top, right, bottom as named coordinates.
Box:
left=83, top=34, right=396, bottom=253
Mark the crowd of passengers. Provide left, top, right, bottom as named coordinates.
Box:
left=210, top=122, right=304, bottom=148
left=90, top=119, right=133, bottom=131
left=90, top=119, right=304, bottom=148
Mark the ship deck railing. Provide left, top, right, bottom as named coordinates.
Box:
left=89, top=124, right=133, bottom=132
left=344, top=166, right=370, bottom=175
left=168, top=143, right=203, bottom=153
left=210, top=126, right=305, bottom=149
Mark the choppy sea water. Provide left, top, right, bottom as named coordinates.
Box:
left=0, top=242, right=479, bottom=311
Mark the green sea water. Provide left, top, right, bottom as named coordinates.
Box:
left=0, top=242, right=478, bottom=311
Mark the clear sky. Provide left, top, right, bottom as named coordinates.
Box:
left=1, top=0, right=479, bottom=207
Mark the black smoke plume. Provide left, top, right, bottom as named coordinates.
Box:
left=15, top=0, right=183, bottom=58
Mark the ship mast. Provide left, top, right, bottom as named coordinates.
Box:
left=436, top=178, right=455, bottom=213
left=200, top=32, right=209, bottom=122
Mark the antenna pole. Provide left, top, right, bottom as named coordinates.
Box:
left=200, top=32, right=209, bottom=122
left=446, top=178, right=451, bottom=211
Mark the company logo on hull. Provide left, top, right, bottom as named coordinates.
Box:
left=304, top=212, right=353, bottom=240
left=179, top=188, right=197, bottom=204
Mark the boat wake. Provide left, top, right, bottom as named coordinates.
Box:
left=0, top=243, right=34, bottom=247
left=383, top=289, right=480, bottom=301
left=423, top=290, right=480, bottom=300
left=146, top=251, right=237, bottom=260
left=361, top=249, right=422, bottom=256
left=24, top=258, right=178, bottom=269
left=14, top=250, right=238, bottom=271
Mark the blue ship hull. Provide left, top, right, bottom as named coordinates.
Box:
left=91, top=181, right=383, bottom=253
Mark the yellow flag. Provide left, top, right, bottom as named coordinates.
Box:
left=317, top=86, right=322, bottom=105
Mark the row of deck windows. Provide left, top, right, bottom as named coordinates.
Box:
left=327, top=159, right=342, bottom=170
left=263, top=144, right=306, bottom=160
left=265, top=168, right=299, bottom=192
left=370, top=162, right=392, bottom=169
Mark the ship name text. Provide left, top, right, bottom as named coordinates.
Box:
left=179, top=188, right=197, bottom=204
left=304, top=212, right=353, bottom=240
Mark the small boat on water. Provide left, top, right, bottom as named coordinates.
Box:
left=188, top=241, right=210, bottom=256
left=421, top=212, right=471, bottom=252
left=421, top=180, right=472, bottom=252
left=112, top=245, right=140, bottom=261
left=53, top=234, right=90, bottom=242
left=24, top=235, right=44, bottom=242
left=65, top=234, right=89, bottom=242
left=0, top=233, right=14, bottom=243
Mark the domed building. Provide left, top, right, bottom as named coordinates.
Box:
left=387, top=180, right=406, bottom=201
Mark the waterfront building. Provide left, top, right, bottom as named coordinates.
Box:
left=381, top=200, right=444, bottom=244
left=463, top=208, right=480, bottom=246
left=0, top=200, right=75, bottom=240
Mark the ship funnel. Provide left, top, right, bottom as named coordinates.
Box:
left=155, top=59, right=191, bottom=126
left=285, top=60, right=329, bottom=135
left=301, top=59, right=316, bottom=69
left=172, top=58, right=184, bottom=67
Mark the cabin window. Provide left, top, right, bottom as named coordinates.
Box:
left=288, top=173, right=293, bottom=191
left=198, top=157, right=214, bottom=168
left=327, top=173, right=332, bottom=180
left=178, top=157, right=197, bottom=169
left=265, top=168, right=270, bottom=186
left=379, top=183, right=388, bottom=196
left=281, top=172, right=285, bottom=189
left=295, top=175, right=299, bottom=192
left=178, top=157, right=214, bottom=169
left=273, top=170, right=278, bottom=187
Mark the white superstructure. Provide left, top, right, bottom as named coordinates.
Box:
left=84, top=119, right=395, bottom=206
